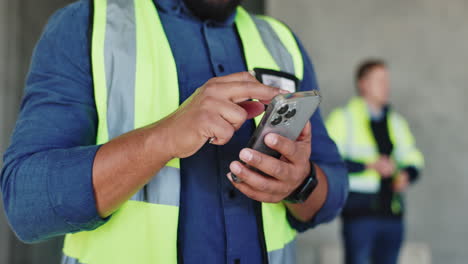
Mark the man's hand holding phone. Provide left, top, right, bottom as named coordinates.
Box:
left=161, top=72, right=286, bottom=159
left=227, top=122, right=312, bottom=203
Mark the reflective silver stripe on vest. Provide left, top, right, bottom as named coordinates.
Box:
left=389, top=113, right=413, bottom=162
left=268, top=239, right=297, bottom=264
left=252, top=16, right=296, bottom=76
left=105, top=0, right=137, bottom=140
left=130, top=166, right=181, bottom=206
left=102, top=0, right=181, bottom=207
left=347, top=145, right=378, bottom=158
left=344, top=108, right=353, bottom=157
left=349, top=177, right=380, bottom=193
left=61, top=255, right=84, bottom=264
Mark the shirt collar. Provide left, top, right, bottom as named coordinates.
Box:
left=368, top=104, right=390, bottom=121
left=153, top=0, right=237, bottom=26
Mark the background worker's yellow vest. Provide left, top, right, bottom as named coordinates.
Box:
left=63, top=1, right=305, bottom=263
left=326, top=97, right=424, bottom=195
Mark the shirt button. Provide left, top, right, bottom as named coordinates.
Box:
left=217, top=64, right=225, bottom=73
left=228, top=189, right=236, bottom=199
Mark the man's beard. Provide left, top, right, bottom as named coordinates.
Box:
left=183, top=0, right=243, bottom=22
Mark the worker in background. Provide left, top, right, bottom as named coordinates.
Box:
left=1, top=0, right=348, bottom=263
left=326, top=59, right=424, bottom=264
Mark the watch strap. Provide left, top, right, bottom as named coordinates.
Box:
left=284, top=161, right=318, bottom=203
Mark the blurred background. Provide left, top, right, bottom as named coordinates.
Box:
left=0, top=0, right=467, bottom=263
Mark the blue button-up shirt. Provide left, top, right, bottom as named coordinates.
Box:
left=1, top=0, right=348, bottom=263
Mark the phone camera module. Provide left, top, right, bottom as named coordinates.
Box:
left=277, top=104, right=289, bottom=115
left=271, top=116, right=283, bottom=126
left=285, top=109, right=297, bottom=118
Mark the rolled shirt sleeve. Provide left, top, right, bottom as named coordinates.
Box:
left=1, top=1, right=107, bottom=243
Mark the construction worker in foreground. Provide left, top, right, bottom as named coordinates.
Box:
left=1, top=0, right=349, bottom=263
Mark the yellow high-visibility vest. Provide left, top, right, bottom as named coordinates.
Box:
left=326, top=96, right=424, bottom=194
left=63, top=1, right=305, bottom=263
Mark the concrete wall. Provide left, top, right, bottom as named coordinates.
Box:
left=0, top=1, right=72, bottom=263
left=267, top=0, right=468, bottom=263
left=0, top=0, right=20, bottom=262
left=0, top=1, right=8, bottom=262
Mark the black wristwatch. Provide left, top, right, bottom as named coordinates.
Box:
left=284, top=161, right=318, bottom=203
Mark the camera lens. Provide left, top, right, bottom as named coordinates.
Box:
left=271, top=116, right=282, bottom=126
left=285, top=109, right=296, bottom=118
left=278, top=105, right=289, bottom=115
